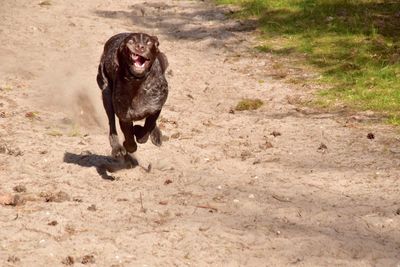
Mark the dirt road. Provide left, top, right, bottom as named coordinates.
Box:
left=1, top=0, right=400, bottom=266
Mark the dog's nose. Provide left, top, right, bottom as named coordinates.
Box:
left=136, top=44, right=145, bottom=51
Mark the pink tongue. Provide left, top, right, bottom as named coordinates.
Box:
left=135, top=56, right=146, bottom=65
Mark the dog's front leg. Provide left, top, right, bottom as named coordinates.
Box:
left=119, top=121, right=137, bottom=153
left=102, top=88, right=126, bottom=157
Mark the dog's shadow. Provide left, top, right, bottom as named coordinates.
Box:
left=63, top=151, right=141, bottom=180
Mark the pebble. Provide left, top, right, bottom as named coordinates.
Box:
left=248, top=194, right=255, bottom=199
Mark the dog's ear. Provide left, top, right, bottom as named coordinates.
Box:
left=116, top=42, right=128, bottom=66
left=151, top=36, right=159, bottom=53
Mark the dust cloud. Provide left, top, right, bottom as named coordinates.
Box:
left=33, top=53, right=107, bottom=130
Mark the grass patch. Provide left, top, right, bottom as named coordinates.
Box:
left=68, top=124, right=81, bottom=137
left=0, top=84, right=13, bottom=91
left=47, top=129, right=63, bottom=137
left=25, top=111, right=40, bottom=121
left=216, top=0, right=400, bottom=124
left=39, top=0, right=52, bottom=6
left=235, top=98, right=264, bottom=111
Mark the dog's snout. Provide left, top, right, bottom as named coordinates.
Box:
left=136, top=43, right=145, bottom=51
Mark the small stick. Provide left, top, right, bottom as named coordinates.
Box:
left=139, top=192, right=146, bottom=213
left=195, top=204, right=218, bottom=212
left=272, top=194, right=291, bottom=203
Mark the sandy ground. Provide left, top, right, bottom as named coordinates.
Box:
left=1, top=0, right=400, bottom=266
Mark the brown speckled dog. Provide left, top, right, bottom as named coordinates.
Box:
left=97, top=33, right=168, bottom=157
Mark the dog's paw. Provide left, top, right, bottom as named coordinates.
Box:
left=123, top=140, right=137, bottom=153
left=136, top=134, right=150, bottom=144
left=111, top=144, right=126, bottom=158
left=150, top=127, right=162, bottom=147
left=133, top=125, right=150, bottom=144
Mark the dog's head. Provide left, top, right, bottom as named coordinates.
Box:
left=117, top=33, right=160, bottom=78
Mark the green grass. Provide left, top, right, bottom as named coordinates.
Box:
left=215, top=0, right=400, bottom=124
left=235, top=98, right=264, bottom=111
left=39, top=0, right=52, bottom=6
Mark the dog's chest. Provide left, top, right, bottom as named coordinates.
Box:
left=114, top=75, right=168, bottom=121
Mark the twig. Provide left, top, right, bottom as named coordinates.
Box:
left=195, top=204, right=218, bottom=212
left=272, top=194, right=291, bottom=203
left=137, top=230, right=170, bottom=236
left=139, top=192, right=146, bottom=213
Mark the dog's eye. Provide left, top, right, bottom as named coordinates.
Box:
left=128, top=39, right=134, bottom=45
left=147, top=41, right=152, bottom=46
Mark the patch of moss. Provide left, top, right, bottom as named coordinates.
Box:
left=235, top=98, right=264, bottom=111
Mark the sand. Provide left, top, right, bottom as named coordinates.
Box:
left=1, top=0, right=400, bottom=266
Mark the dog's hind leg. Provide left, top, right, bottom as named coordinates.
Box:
left=133, top=110, right=162, bottom=147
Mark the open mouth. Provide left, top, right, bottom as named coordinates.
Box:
left=131, top=53, right=149, bottom=68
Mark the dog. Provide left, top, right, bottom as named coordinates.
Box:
left=96, top=32, right=168, bottom=158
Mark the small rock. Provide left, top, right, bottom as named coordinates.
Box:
left=248, top=194, right=255, bottom=199
left=65, top=224, right=75, bottom=235
left=318, top=143, right=327, bottom=152
left=25, top=111, right=37, bottom=118
left=240, top=151, right=252, bottom=161
left=259, top=141, right=273, bottom=150
left=367, top=133, right=375, bottom=139
left=87, top=204, right=97, bottom=211
left=253, top=159, right=261, bottom=165
left=0, top=193, right=24, bottom=206
left=13, top=195, right=25, bottom=206
left=270, top=131, right=281, bottom=137
left=7, top=255, right=20, bottom=263
left=395, top=208, right=400, bottom=215
left=0, top=144, right=23, bottom=156
left=62, top=256, right=75, bottom=265
left=13, top=185, right=27, bottom=193
left=81, top=255, right=95, bottom=264
left=73, top=197, right=83, bottom=202
left=199, top=225, right=211, bottom=232
left=40, top=191, right=70, bottom=203
left=159, top=200, right=168, bottom=205
left=233, top=199, right=240, bottom=203
left=164, top=179, right=173, bottom=185
left=170, top=132, right=180, bottom=139
left=48, top=220, right=58, bottom=226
